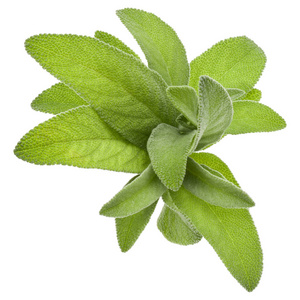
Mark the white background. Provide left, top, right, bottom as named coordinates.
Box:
left=1, top=0, right=299, bottom=299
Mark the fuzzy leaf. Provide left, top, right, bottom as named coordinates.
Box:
left=117, top=8, right=189, bottom=86
left=226, top=88, right=246, bottom=101
left=31, top=83, right=88, bottom=114
left=189, top=36, right=266, bottom=94
left=14, top=105, right=149, bottom=173
left=241, top=88, right=261, bottom=101
left=100, top=165, right=166, bottom=217
left=184, top=158, right=254, bottom=208
left=147, top=124, right=196, bottom=191
left=116, top=200, right=157, bottom=252
left=25, top=34, right=179, bottom=149
left=94, top=30, right=140, bottom=59
left=196, top=76, right=233, bottom=150
left=226, top=100, right=286, bottom=135
left=169, top=187, right=263, bottom=292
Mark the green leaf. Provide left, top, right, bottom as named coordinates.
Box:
left=157, top=204, right=202, bottom=246
left=166, top=86, right=198, bottom=127
left=116, top=200, right=158, bottom=252
left=117, top=8, right=189, bottom=86
left=147, top=124, right=196, bottom=191
left=189, top=36, right=266, bottom=94
left=169, top=187, right=263, bottom=292
left=226, top=100, right=286, bottom=135
left=14, top=105, right=149, bottom=173
left=226, top=88, right=246, bottom=101
left=190, top=152, right=240, bottom=187
left=241, top=88, right=262, bottom=101
left=94, top=30, right=140, bottom=59
left=184, top=158, right=255, bottom=208
left=31, top=83, right=88, bottom=114
left=25, top=34, right=179, bottom=149
left=196, top=76, right=233, bottom=150
left=100, top=165, right=166, bottom=217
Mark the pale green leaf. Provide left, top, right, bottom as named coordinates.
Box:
left=25, top=34, right=179, bottom=149
left=147, top=124, right=196, bottom=191
left=226, top=100, right=286, bottom=135
left=94, top=30, right=140, bottom=59
left=116, top=200, right=158, bottom=252
left=189, top=36, right=266, bottom=94
left=14, top=105, right=149, bottom=173
left=100, top=165, right=166, bottom=217
left=166, top=86, right=198, bottom=127
left=196, top=76, right=233, bottom=150
left=31, top=83, right=88, bottom=114
left=241, top=88, right=262, bottom=101
left=117, top=8, right=189, bottom=86
left=226, top=88, right=246, bottom=101
left=184, top=158, right=254, bottom=208
left=169, top=187, right=263, bottom=292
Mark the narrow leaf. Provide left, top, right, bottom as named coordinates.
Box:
left=226, top=88, right=246, bottom=101
left=189, top=36, right=266, bottom=94
left=169, top=187, right=263, bottom=292
left=184, top=158, right=255, bottom=208
left=31, top=83, right=88, bottom=114
left=226, top=100, right=286, bottom=135
left=94, top=30, right=140, bottom=59
left=25, top=34, right=179, bottom=149
left=117, top=8, right=189, bottom=86
left=116, top=200, right=158, bottom=252
left=100, top=165, right=166, bottom=217
left=147, top=124, right=196, bottom=191
left=241, top=88, right=262, bottom=101
left=14, top=105, right=149, bottom=173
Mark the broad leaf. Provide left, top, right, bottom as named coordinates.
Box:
left=94, top=30, right=140, bottom=59
left=196, top=76, right=233, bottom=150
left=147, top=124, right=196, bottom=191
left=116, top=200, right=158, bottom=252
left=226, top=100, right=286, bottom=135
left=100, top=165, right=166, bottom=217
left=189, top=36, right=266, bottom=94
left=31, top=83, right=88, bottom=114
left=14, top=105, right=149, bottom=173
left=117, top=8, right=189, bottom=86
left=169, top=187, right=263, bottom=292
left=226, top=88, right=246, bottom=101
left=184, top=158, right=255, bottom=208
left=241, top=88, right=261, bottom=101
left=25, top=34, right=179, bottom=149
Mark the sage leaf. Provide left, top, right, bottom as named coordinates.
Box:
left=147, top=124, right=196, bottom=191
left=196, top=76, right=233, bottom=150
left=25, top=34, right=179, bottom=149
left=94, top=30, right=140, bottom=59
left=184, top=158, right=255, bottom=208
left=226, top=88, right=246, bottom=101
left=116, top=200, right=158, bottom=252
left=189, top=36, right=266, bottom=94
left=226, top=100, right=286, bottom=135
left=117, top=8, right=189, bottom=86
left=31, top=83, right=88, bottom=114
left=241, top=88, right=262, bottom=101
left=14, top=105, right=149, bottom=173
left=169, top=187, right=263, bottom=292
left=100, top=165, right=166, bottom=217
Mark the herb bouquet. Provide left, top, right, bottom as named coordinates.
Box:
left=14, top=8, right=286, bottom=292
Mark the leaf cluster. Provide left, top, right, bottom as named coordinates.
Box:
left=14, top=8, right=286, bottom=292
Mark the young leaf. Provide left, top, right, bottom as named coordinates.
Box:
left=94, top=30, right=140, bottom=59
left=189, top=36, right=266, bottom=94
left=31, top=83, right=88, bottom=114
left=14, top=105, right=149, bottom=173
left=184, top=158, right=255, bottom=208
left=147, top=124, right=196, bottom=191
left=25, top=34, right=179, bottom=149
left=196, top=76, right=233, bottom=150
left=226, top=88, right=246, bottom=101
left=169, top=187, right=263, bottom=292
left=117, top=8, right=189, bottom=86
left=116, top=200, right=158, bottom=252
left=241, top=88, right=262, bottom=101
left=226, top=100, right=286, bottom=135
left=157, top=204, right=202, bottom=246
left=100, top=165, right=166, bottom=218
